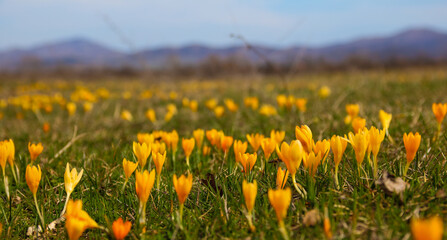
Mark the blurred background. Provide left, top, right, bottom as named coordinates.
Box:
left=1, top=0, right=447, bottom=79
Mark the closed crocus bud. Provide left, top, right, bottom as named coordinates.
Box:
left=112, top=218, right=132, bottom=240
left=135, top=170, right=156, bottom=204
left=432, top=103, right=447, bottom=124
left=295, top=125, right=313, bottom=153
left=411, top=216, right=443, bottom=240
left=133, top=142, right=151, bottom=169
left=276, top=141, right=303, bottom=176
left=233, top=140, right=248, bottom=163
left=330, top=135, right=348, bottom=168
left=352, top=117, right=366, bottom=134
left=193, top=129, right=204, bottom=149
left=268, top=188, right=292, bottom=223
left=246, top=133, right=264, bottom=152
left=270, top=130, right=285, bottom=145
left=261, top=138, right=276, bottom=160
left=26, top=164, right=41, bottom=196
left=65, top=200, right=98, bottom=240
left=122, top=158, right=138, bottom=180
left=239, top=152, right=257, bottom=174
left=379, top=110, right=392, bottom=131
left=182, top=138, right=195, bottom=159
left=276, top=167, right=289, bottom=189
left=28, top=142, right=43, bottom=162
left=242, top=180, right=257, bottom=213
left=173, top=174, right=193, bottom=205
left=64, top=163, right=83, bottom=195
left=152, top=151, right=166, bottom=176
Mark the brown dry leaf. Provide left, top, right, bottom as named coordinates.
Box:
left=303, top=209, right=321, bottom=227
left=376, top=171, right=409, bottom=195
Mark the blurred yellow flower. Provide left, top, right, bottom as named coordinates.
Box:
left=352, top=117, right=366, bottom=133
left=296, top=98, right=307, bottom=112
left=318, top=86, right=331, bottom=98
left=379, top=110, right=392, bottom=131
left=145, top=109, right=156, bottom=123
left=214, top=106, right=225, bottom=118
left=403, top=132, right=421, bottom=176
left=411, top=216, right=443, bottom=240
left=270, top=130, right=285, bottom=144
left=121, top=110, right=133, bottom=121
left=276, top=167, right=289, bottom=189
left=28, top=142, right=43, bottom=163
left=193, top=129, right=204, bottom=149
left=268, top=187, right=291, bottom=223
left=224, top=98, right=238, bottom=112
left=65, top=200, right=98, bottom=240
left=261, top=138, right=276, bottom=160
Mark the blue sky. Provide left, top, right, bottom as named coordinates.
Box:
left=1, top=0, right=447, bottom=52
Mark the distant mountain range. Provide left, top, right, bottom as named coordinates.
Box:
left=1, top=28, right=447, bottom=70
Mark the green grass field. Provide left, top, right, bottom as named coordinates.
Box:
left=1, top=68, right=447, bottom=239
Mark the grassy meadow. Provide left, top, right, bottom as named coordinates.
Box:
left=1, top=68, right=447, bottom=239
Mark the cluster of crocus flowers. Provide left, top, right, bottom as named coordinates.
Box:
left=403, top=132, right=421, bottom=176
left=242, top=180, right=257, bottom=232
left=28, top=142, right=43, bottom=163
left=65, top=200, right=98, bottom=240
left=268, top=187, right=292, bottom=240
left=25, top=164, right=45, bottom=227
left=411, top=216, right=443, bottom=240
left=61, top=163, right=84, bottom=216
left=432, top=103, right=447, bottom=142
left=234, top=140, right=248, bottom=164
left=344, top=104, right=359, bottom=124
left=173, top=174, right=193, bottom=222
left=276, top=140, right=306, bottom=197
left=182, top=138, right=195, bottom=167
left=135, top=169, right=156, bottom=225
left=112, top=218, right=132, bottom=240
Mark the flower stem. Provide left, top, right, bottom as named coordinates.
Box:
left=60, top=192, right=71, bottom=217
left=2, top=169, right=9, bottom=201
left=33, top=194, right=45, bottom=228
left=121, top=179, right=128, bottom=193
left=334, top=166, right=339, bottom=190
left=10, top=164, right=18, bottom=184
left=373, top=156, right=378, bottom=180
left=278, top=220, right=289, bottom=240
left=138, top=202, right=147, bottom=227
left=291, top=174, right=307, bottom=198
left=403, top=162, right=410, bottom=177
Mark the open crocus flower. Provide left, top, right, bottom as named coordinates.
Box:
left=61, top=163, right=84, bottom=216
left=276, top=140, right=306, bottom=197
left=432, top=103, right=447, bottom=142
left=173, top=174, right=193, bottom=221
left=270, top=130, right=285, bottom=145
left=133, top=142, right=151, bottom=170
left=28, top=142, right=43, bottom=163
left=234, top=140, right=248, bottom=163
left=261, top=138, right=276, bottom=160
left=403, top=132, right=421, bottom=176
left=239, top=152, right=257, bottom=176
left=330, top=135, right=348, bottom=188
left=246, top=133, right=264, bottom=152
left=268, top=187, right=292, bottom=239
left=182, top=138, right=195, bottom=167
left=242, top=180, right=257, bottom=232
left=368, top=126, right=385, bottom=179
left=135, top=169, right=156, bottom=225
left=193, top=129, right=204, bottom=149
left=26, top=164, right=45, bottom=227
left=65, top=199, right=98, bottom=240
left=348, top=130, right=369, bottom=176
left=112, top=218, right=132, bottom=240
left=276, top=167, right=289, bottom=189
